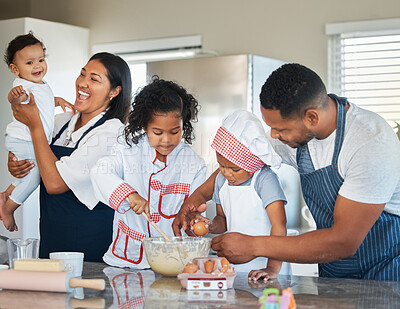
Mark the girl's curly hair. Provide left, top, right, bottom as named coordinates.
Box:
left=124, top=76, right=200, bottom=145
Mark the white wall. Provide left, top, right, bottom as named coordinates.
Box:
left=25, top=0, right=400, bottom=83
left=0, top=19, right=26, bottom=240
left=0, top=18, right=89, bottom=239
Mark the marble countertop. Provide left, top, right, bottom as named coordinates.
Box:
left=0, top=261, right=399, bottom=308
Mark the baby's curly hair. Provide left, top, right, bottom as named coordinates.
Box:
left=4, top=31, right=45, bottom=66
left=260, top=63, right=327, bottom=119
left=124, top=76, right=199, bottom=145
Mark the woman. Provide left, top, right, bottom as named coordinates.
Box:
left=8, top=52, right=132, bottom=262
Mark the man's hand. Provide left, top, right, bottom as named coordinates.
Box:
left=7, top=152, right=34, bottom=178
left=211, top=232, right=257, bottom=264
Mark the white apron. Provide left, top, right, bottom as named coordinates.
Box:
left=94, top=137, right=206, bottom=269
left=219, top=170, right=291, bottom=275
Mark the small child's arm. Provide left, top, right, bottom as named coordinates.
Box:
left=248, top=200, right=286, bottom=281
left=127, top=192, right=150, bottom=219
left=209, top=204, right=227, bottom=234
left=8, top=86, right=28, bottom=105
left=189, top=203, right=227, bottom=234
left=55, top=97, right=75, bottom=114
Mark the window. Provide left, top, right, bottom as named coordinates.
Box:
left=327, top=19, right=400, bottom=128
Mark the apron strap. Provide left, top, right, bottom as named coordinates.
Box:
left=75, top=115, right=107, bottom=148
left=327, top=94, right=347, bottom=166
left=51, top=121, right=70, bottom=145
left=51, top=115, right=108, bottom=148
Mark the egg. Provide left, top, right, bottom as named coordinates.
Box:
left=220, top=258, right=230, bottom=267
left=193, top=221, right=209, bottom=236
left=182, top=262, right=199, bottom=274
left=204, top=260, right=214, bottom=273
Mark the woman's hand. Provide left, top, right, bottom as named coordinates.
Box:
left=127, top=193, right=150, bottom=218
left=11, top=92, right=41, bottom=130
left=7, top=152, right=34, bottom=178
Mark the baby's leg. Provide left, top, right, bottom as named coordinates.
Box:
left=7, top=162, right=40, bottom=232
left=1, top=198, right=19, bottom=232
left=0, top=184, right=15, bottom=218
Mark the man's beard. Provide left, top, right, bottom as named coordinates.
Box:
left=286, top=130, right=316, bottom=148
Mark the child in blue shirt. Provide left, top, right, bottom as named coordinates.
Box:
left=193, top=110, right=288, bottom=280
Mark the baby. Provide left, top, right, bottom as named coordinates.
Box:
left=0, top=32, right=73, bottom=231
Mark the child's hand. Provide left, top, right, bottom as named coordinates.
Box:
left=190, top=215, right=211, bottom=231
left=8, top=86, right=27, bottom=104
left=127, top=193, right=150, bottom=217
left=248, top=266, right=280, bottom=282
left=55, top=97, right=76, bottom=114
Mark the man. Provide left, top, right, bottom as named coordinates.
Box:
left=173, top=63, right=400, bottom=280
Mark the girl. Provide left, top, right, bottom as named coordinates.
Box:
left=90, top=76, right=206, bottom=269
left=192, top=110, right=288, bottom=280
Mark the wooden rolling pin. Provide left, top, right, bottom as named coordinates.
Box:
left=0, top=270, right=105, bottom=293
left=0, top=290, right=105, bottom=309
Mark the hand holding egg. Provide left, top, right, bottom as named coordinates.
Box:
left=193, top=221, right=209, bottom=236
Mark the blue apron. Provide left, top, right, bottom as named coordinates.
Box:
left=39, top=116, right=114, bottom=262
left=296, top=94, right=400, bottom=280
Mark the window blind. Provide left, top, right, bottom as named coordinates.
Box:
left=330, top=31, right=400, bottom=127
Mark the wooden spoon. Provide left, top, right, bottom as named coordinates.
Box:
left=141, top=212, right=172, bottom=242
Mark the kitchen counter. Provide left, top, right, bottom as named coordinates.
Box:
left=0, top=262, right=399, bottom=308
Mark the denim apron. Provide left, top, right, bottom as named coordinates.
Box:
left=39, top=116, right=114, bottom=262
left=296, top=94, right=400, bottom=280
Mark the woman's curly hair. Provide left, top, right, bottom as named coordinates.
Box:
left=260, top=63, right=327, bottom=119
left=124, top=76, right=200, bottom=145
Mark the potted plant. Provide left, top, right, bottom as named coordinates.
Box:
left=395, top=122, right=400, bottom=140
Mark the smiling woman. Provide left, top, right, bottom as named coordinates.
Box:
left=8, top=52, right=132, bottom=262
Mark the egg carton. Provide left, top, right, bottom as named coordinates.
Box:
left=177, top=257, right=236, bottom=290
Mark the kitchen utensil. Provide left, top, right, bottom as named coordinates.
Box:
left=49, top=252, right=84, bottom=277
left=14, top=259, right=64, bottom=272
left=142, top=236, right=211, bottom=276
left=7, top=238, right=39, bottom=268
left=0, top=290, right=106, bottom=309
left=0, top=269, right=105, bottom=292
left=141, top=212, right=172, bottom=242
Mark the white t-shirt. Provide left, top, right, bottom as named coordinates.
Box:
left=6, top=77, right=55, bottom=143
left=53, top=111, right=124, bottom=210
left=267, top=102, right=400, bottom=216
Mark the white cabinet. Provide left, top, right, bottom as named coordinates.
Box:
left=0, top=17, right=89, bottom=239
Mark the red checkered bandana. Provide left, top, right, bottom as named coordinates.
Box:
left=211, top=126, right=265, bottom=173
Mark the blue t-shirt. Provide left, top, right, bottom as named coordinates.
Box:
left=212, top=166, right=287, bottom=208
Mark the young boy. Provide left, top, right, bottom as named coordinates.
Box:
left=193, top=110, right=289, bottom=279
left=0, top=32, right=73, bottom=231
